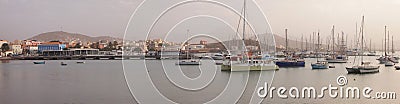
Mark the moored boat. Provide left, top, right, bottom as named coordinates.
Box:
left=33, top=61, right=45, bottom=64
left=176, top=60, right=201, bottom=65
left=61, top=62, right=67, bottom=66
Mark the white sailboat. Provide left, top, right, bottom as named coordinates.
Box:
left=346, top=16, right=379, bottom=74
left=176, top=30, right=201, bottom=65
left=221, top=0, right=278, bottom=71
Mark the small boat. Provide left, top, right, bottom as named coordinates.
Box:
left=61, top=62, right=67, bottom=66
left=385, top=61, right=394, bottom=66
left=275, top=58, right=305, bottom=67
left=176, top=60, right=201, bottom=65
left=33, top=61, right=45, bottom=64
left=346, top=64, right=380, bottom=74
left=76, top=61, right=85, bottom=64
left=346, top=16, right=380, bottom=74
left=211, top=54, right=224, bottom=60
left=311, top=61, right=329, bottom=69
left=395, top=66, right=400, bottom=70
left=221, top=59, right=279, bottom=71
left=311, top=32, right=329, bottom=70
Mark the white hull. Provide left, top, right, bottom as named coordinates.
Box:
left=221, top=64, right=279, bottom=71
left=326, top=59, right=347, bottom=63
left=176, top=60, right=201, bottom=65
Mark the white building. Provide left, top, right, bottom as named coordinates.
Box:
left=11, top=45, right=23, bottom=55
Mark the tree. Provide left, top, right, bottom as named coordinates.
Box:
left=1, top=43, right=10, bottom=53
left=113, top=41, right=118, bottom=48
left=74, top=43, right=82, bottom=48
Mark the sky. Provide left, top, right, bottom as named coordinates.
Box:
left=1, top=0, right=400, bottom=49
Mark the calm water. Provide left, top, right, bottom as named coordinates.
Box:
left=0, top=55, right=399, bottom=104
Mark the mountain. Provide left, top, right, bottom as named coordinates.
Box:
left=27, top=31, right=123, bottom=43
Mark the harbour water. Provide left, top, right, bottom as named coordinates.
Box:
left=0, top=55, right=399, bottom=104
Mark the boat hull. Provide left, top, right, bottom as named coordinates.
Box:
left=311, top=64, right=328, bottom=69
left=176, top=61, right=201, bottom=65
left=326, top=60, right=347, bottom=63
left=33, top=61, right=45, bottom=64
left=346, top=66, right=380, bottom=74
left=275, top=61, right=305, bottom=67
left=221, top=64, right=279, bottom=71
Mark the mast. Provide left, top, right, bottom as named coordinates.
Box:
left=285, top=29, right=288, bottom=51
left=186, top=29, right=190, bottom=59
left=312, top=32, right=315, bottom=51
left=361, top=16, right=364, bottom=63
left=301, top=35, right=303, bottom=51
left=391, top=31, right=394, bottom=54
left=384, top=26, right=387, bottom=56
left=317, top=31, right=320, bottom=61
left=332, top=25, right=335, bottom=52
left=388, top=29, right=390, bottom=55
left=370, top=39, right=372, bottom=52
left=392, top=35, right=395, bottom=53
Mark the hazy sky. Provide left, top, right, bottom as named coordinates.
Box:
left=1, top=0, right=400, bottom=49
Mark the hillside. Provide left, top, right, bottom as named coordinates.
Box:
left=27, top=31, right=123, bottom=43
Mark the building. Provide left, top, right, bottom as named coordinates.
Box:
left=11, top=45, right=23, bottom=55
left=38, top=41, right=67, bottom=52
left=0, top=40, right=8, bottom=47
left=41, top=48, right=99, bottom=56
left=22, top=40, right=42, bottom=55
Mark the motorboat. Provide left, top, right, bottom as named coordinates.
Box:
left=33, top=61, right=45, bottom=64
left=61, top=62, right=67, bottom=66
left=176, top=60, right=201, bottom=65
left=311, top=61, right=329, bottom=69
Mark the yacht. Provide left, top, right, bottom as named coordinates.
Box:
left=346, top=16, right=380, bottom=74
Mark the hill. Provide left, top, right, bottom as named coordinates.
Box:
left=27, top=31, right=123, bottom=43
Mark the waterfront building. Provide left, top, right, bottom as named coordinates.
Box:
left=38, top=43, right=67, bottom=52
left=41, top=48, right=99, bottom=56
left=11, top=45, right=23, bottom=55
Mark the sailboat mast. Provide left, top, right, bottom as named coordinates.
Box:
left=392, top=35, right=395, bottom=53
left=361, top=16, right=364, bottom=63
left=242, top=0, right=246, bottom=42
left=301, top=35, right=303, bottom=51
left=285, top=29, right=288, bottom=51
left=388, top=30, right=390, bottom=55
left=317, top=31, right=320, bottom=61
left=332, top=25, right=335, bottom=52
left=384, top=26, right=387, bottom=56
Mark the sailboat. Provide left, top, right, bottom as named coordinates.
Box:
left=221, top=0, right=279, bottom=71
left=326, top=26, right=348, bottom=63
left=378, top=26, right=396, bottom=66
left=346, top=16, right=379, bottom=74
left=275, top=29, right=306, bottom=67
left=311, top=31, right=328, bottom=69
left=176, top=30, right=201, bottom=65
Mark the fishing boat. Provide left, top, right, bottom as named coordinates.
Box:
left=312, top=61, right=329, bottom=69
left=311, top=31, right=328, bottom=69
left=346, top=16, right=379, bottom=74
left=76, top=61, right=85, bottom=64
left=61, top=62, right=67, bottom=66
left=33, top=61, right=45, bottom=64
left=395, top=66, right=400, bottom=70
left=275, top=29, right=306, bottom=67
